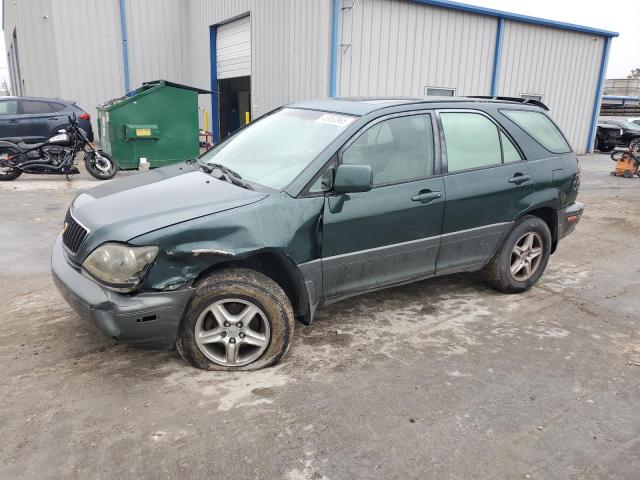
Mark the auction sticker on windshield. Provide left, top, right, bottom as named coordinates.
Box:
left=316, top=113, right=355, bottom=127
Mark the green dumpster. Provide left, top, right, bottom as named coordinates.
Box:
left=97, top=80, right=210, bottom=169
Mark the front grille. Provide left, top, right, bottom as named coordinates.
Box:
left=62, top=210, right=89, bottom=253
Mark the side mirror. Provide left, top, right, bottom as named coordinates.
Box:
left=333, top=164, right=372, bottom=194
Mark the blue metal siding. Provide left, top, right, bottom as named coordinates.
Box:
left=490, top=17, right=503, bottom=96
left=209, top=25, right=220, bottom=143
left=587, top=37, right=611, bottom=152
left=329, top=0, right=340, bottom=96
left=118, top=0, right=130, bottom=94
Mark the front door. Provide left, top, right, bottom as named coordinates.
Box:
left=322, top=112, right=445, bottom=301
left=0, top=99, right=21, bottom=139
left=19, top=99, right=58, bottom=142
left=435, top=110, right=535, bottom=273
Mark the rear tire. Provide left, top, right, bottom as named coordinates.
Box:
left=482, top=215, right=552, bottom=293
left=176, top=268, right=295, bottom=371
left=623, top=170, right=633, bottom=178
left=597, top=143, right=615, bottom=152
left=85, top=150, right=117, bottom=180
left=629, top=138, right=640, bottom=153
left=0, top=147, right=22, bottom=181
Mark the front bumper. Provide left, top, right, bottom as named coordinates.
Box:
left=557, top=201, right=584, bottom=240
left=51, top=235, right=194, bottom=349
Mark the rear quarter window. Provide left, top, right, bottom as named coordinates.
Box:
left=48, top=102, right=67, bottom=112
left=21, top=100, right=55, bottom=114
left=501, top=109, right=571, bottom=154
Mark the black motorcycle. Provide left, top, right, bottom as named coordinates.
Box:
left=0, top=114, right=117, bottom=181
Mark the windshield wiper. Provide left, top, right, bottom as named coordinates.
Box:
left=202, top=163, right=254, bottom=190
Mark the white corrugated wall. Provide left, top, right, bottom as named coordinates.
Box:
left=337, top=0, right=497, bottom=98
left=124, top=0, right=191, bottom=87
left=50, top=0, right=125, bottom=124
left=2, top=0, right=61, bottom=99
left=183, top=0, right=333, bottom=120
left=2, top=0, right=606, bottom=152
left=497, top=21, right=605, bottom=152
left=2, top=0, right=126, bottom=128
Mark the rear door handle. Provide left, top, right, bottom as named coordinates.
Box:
left=411, top=190, right=441, bottom=203
left=508, top=173, right=532, bottom=185
left=48, top=117, right=59, bottom=121
left=9, top=119, right=19, bottom=123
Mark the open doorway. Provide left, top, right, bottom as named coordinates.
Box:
left=218, top=76, right=251, bottom=138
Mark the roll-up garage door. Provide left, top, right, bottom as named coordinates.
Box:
left=216, top=16, right=251, bottom=79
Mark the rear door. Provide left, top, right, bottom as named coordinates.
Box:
left=18, top=99, right=59, bottom=142
left=0, top=99, right=21, bottom=139
left=436, top=109, right=534, bottom=274
left=321, top=111, right=445, bottom=300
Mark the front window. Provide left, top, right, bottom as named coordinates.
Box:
left=0, top=100, right=18, bottom=115
left=342, top=114, right=435, bottom=186
left=199, top=108, right=356, bottom=189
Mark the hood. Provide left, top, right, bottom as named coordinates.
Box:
left=70, top=163, right=267, bottom=255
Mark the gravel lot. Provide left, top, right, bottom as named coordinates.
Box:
left=0, top=154, right=638, bottom=479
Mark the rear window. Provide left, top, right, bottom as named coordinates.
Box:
left=502, top=110, right=571, bottom=154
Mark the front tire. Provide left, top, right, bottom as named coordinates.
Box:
left=629, top=138, right=640, bottom=153
left=482, top=215, right=552, bottom=293
left=85, top=150, right=117, bottom=180
left=597, top=143, right=615, bottom=152
left=176, top=268, right=295, bottom=371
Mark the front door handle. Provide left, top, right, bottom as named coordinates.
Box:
left=48, top=117, right=59, bottom=121
left=411, top=190, right=441, bottom=203
left=508, top=173, right=532, bottom=185
left=9, top=119, right=19, bottom=123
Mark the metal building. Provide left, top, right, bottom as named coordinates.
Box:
left=3, top=0, right=618, bottom=153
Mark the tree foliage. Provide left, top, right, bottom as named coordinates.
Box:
left=628, top=68, right=640, bottom=79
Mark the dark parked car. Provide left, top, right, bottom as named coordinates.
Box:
left=0, top=96, right=93, bottom=143
left=52, top=97, right=583, bottom=370
left=596, top=119, right=640, bottom=152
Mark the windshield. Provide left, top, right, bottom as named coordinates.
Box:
left=619, top=121, right=640, bottom=130
left=199, top=108, right=357, bottom=189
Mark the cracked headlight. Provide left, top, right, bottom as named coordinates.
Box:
left=82, top=243, right=159, bottom=292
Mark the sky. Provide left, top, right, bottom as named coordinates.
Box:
left=0, top=0, right=638, bottom=88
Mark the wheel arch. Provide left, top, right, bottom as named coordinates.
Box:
left=520, top=206, right=558, bottom=253
left=192, top=250, right=313, bottom=325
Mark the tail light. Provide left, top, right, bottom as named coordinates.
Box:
left=573, top=159, right=581, bottom=190
left=79, top=112, right=90, bottom=121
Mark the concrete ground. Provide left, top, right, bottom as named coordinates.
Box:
left=0, top=155, right=638, bottom=480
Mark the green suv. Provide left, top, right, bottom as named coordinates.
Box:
left=52, top=97, right=583, bottom=370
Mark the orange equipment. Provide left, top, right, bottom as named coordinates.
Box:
left=611, top=152, right=639, bottom=178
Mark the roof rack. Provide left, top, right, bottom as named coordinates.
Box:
left=467, top=96, right=549, bottom=111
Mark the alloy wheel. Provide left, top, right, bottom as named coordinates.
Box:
left=194, top=298, right=271, bottom=367
left=94, top=154, right=113, bottom=173
left=510, top=232, right=543, bottom=281
left=0, top=151, right=15, bottom=174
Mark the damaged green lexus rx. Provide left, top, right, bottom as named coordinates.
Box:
left=52, top=97, right=583, bottom=370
